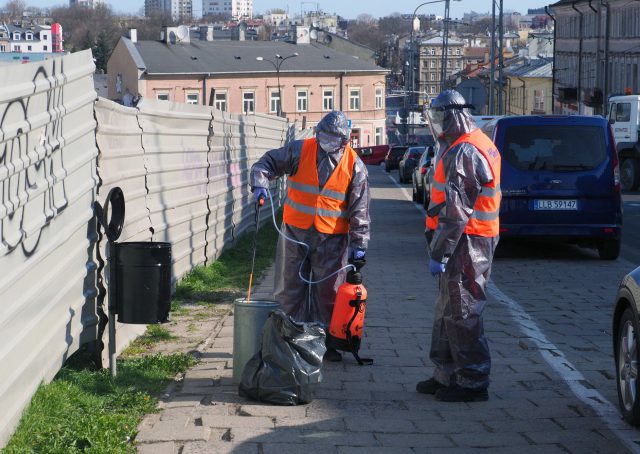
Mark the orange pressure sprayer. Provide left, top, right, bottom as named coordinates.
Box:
left=327, top=259, right=373, bottom=365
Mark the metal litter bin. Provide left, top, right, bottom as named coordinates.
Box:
left=233, top=298, right=280, bottom=384
left=112, top=242, right=172, bottom=324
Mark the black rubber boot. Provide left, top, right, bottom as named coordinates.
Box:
left=434, top=385, right=489, bottom=402
left=324, top=348, right=342, bottom=362
left=416, top=378, right=446, bottom=395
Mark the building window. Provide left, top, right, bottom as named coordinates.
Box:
left=214, top=92, right=227, bottom=111
left=269, top=90, right=280, bottom=113
left=430, top=48, right=435, bottom=55
left=430, top=86, right=436, bottom=94
left=431, top=73, right=437, bottom=81
left=456, top=48, right=461, bottom=55
left=323, top=88, right=334, bottom=111
left=243, top=91, right=255, bottom=114
left=349, top=88, right=360, bottom=110
left=156, top=91, right=170, bottom=101
left=0, top=45, right=5, bottom=52
left=534, top=89, right=545, bottom=111
left=26, top=33, right=32, bottom=40
left=375, top=127, right=383, bottom=145
left=13, top=32, right=19, bottom=40
left=375, top=87, right=383, bottom=109
left=296, top=89, right=308, bottom=112
left=186, top=92, right=199, bottom=104
left=27, top=45, right=31, bottom=51
left=431, top=61, right=437, bottom=68
left=14, top=45, right=20, bottom=52
left=43, top=45, right=47, bottom=51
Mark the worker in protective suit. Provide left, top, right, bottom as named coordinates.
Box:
left=416, top=90, right=501, bottom=402
left=250, top=111, right=370, bottom=362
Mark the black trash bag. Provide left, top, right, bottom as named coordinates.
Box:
left=238, top=309, right=326, bottom=405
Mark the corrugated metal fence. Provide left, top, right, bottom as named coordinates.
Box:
left=0, top=50, right=310, bottom=447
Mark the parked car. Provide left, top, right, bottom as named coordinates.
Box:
left=384, top=146, right=408, bottom=172
left=472, top=115, right=504, bottom=130
left=398, top=146, right=425, bottom=183
left=482, top=115, right=622, bottom=260
left=613, top=267, right=640, bottom=425
left=412, top=145, right=436, bottom=203
left=355, top=144, right=389, bottom=165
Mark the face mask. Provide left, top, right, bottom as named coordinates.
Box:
left=317, top=130, right=345, bottom=153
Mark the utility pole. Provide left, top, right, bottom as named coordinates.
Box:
left=497, top=0, right=504, bottom=115
left=489, top=0, right=496, bottom=114
left=440, top=0, right=451, bottom=91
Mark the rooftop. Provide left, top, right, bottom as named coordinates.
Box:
left=127, top=38, right=387, bottom=75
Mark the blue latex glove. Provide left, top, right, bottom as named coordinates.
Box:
left=349, top=247, right=366, bottom=260
left=253, top=187, right=267, bottom=204
left=429, top=259, right=446, bottom=277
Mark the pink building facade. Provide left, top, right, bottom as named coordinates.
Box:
left=107, top=37, right=388, bottom=147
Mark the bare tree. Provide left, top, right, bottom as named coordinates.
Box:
left=4, top=0, right=26, bottom=21
left=52, top=4, right=124, bottom=71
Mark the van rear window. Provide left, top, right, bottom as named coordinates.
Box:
left=502, top=125, right=606, bottom=171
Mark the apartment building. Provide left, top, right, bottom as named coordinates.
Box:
left=203, top=0, right=252, bottom=19
left=69, top=0, right=105, bottom=7
left=107, top=29, right=388, bottom=147
left=414, top=35, right=464, bottom=106
left=552, top=0, right=640, bottom=115
left=145, top=0, right=192, bottom=21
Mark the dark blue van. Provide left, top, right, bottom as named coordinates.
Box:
left=481, top=115, right=622, bottom=260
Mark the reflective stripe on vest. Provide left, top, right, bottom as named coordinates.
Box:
left=283, top=138, right=357, bottom=234
left=426, top=129, right=502, bottom=237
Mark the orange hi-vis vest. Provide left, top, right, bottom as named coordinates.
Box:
left=426, top=129, right=501, bottom=237
left=283, top=138, right=357, bottom=234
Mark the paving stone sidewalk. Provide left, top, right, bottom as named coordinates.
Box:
left=135, top=166, right=637, bottom=453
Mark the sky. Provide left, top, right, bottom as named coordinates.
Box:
left=21, top=0, right=552, bottom=19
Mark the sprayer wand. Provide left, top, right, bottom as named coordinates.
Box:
left=247, top=195, right=265, bottom=304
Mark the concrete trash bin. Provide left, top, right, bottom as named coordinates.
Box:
left=233, top=298, right=280, bottom=384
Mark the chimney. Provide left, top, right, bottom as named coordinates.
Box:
left=129, top=28, right=137, bottom=43
left=199, top=25, right=213, bottom=41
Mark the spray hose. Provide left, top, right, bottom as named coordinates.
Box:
left=265, top=188, right=355, bottom=285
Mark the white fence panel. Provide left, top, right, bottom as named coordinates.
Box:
left=136, top=99, right=211, bottom=281
left=94, top=98, right=150, bottom=361
left=0, top=50, right=98, bottom=447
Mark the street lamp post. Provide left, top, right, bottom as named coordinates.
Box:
left=256, top=53, right=299, bottom=117
left=407, top=0, right=461, bottom=108
left=405, top=0, right=460, bottom=143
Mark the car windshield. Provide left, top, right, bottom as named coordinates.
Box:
left=408, top=147, right=424, bottom=158
left=502, top=125, right=607, bottom=171
left=391, top=147, right=407, bottom=157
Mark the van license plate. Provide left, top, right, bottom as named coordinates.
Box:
left=533, top=199, right=578, bottom=210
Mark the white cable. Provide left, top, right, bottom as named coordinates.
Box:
left=266, top=188, right=355, bottom=284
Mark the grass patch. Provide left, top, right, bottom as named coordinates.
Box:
left=173, top=211, right=281, bottom=305
left=4, top=211, right=282, bottom=453
left=122, top=325, right=177, bottom=356
left=3, top=349, right=197, bottom=454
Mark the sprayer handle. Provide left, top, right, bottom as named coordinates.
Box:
left=349, top=257, right=366, bottom=270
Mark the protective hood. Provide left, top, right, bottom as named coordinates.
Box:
left=316, top=111, right=350, bottom=153
left=427, top=90, right=477, bottom=146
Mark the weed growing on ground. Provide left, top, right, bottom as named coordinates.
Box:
left=173, top=212, right=280, bottom=305
left=3, top=350, right=196, bottom=454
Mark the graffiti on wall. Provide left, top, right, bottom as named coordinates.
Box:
left=0, top=60, right=69, bottom=256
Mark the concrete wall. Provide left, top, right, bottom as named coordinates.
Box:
left=1, top=50, right=300, bottom=448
